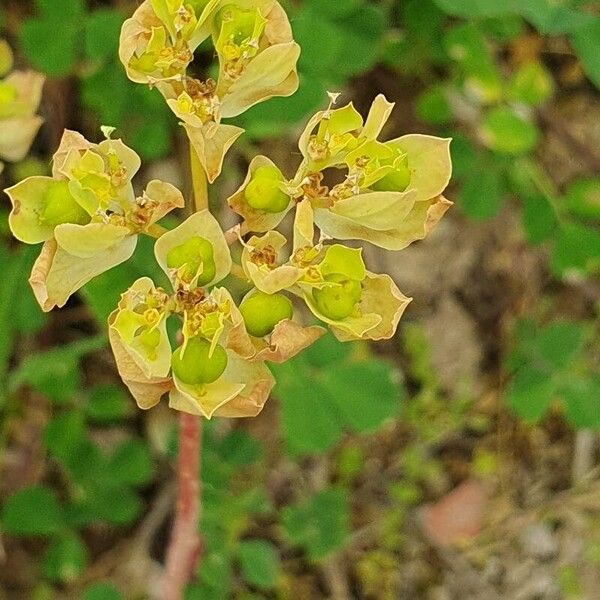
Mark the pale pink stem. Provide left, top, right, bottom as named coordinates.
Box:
left=163, top=412, right=202, bottom=600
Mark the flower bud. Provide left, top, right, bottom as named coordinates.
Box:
left=313, top=273, right=362, bottom=321
left=166, top=236, right=216, bottom=286
left=240, top=289, right=293, bottom=337
left=244, top=166, right=289, bottom=213
left=172, top=337, right=228, bottom=385
left=39, top=180, right=90, bottom=227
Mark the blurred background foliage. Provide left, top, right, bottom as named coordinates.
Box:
left=0, top=0, right=599, bottom=598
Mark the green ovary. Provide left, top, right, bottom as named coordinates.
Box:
left=244, top=166, right=289, bottom=213
left=39, top=181, right=90, bottom=227
left=166, top=236, right=216, bottom=285
left=313, top=273, right=362, bottom=321
left=172, top=338, right=228, bottom=385
left=240, top=290, right=293, bottom=337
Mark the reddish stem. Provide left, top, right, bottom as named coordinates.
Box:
left=164, top=412, right=203, bottom=600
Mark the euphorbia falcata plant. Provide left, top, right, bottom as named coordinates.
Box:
left=4, top=1, right=451, bottom=598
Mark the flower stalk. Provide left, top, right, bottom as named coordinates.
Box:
left=163, top=411, right=202, bottom=600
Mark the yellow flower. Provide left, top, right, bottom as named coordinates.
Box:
left=6, top=129, right=184, bottom=311
left=0, top=68, right=45, bottom=173
left=120, top=0, right=300, bottom=182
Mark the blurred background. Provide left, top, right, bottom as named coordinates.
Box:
left=1, top=0, right=599, bottom=598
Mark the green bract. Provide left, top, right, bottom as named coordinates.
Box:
left=239, top=290, right=293, bottom=337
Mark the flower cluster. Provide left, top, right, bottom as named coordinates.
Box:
left=4, top=2, right=452, bottom=420
left=0, top=39, right=44, bottom=174
left=6, top=129, right=184, bottom=310
left=119, top=0, right=299, bottom=182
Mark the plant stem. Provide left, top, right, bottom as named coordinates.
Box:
left=190, top=144, right=208, bottom=212
left=163, top=143, right=209, bottom=599
left=164, top=412, right=203, bottom=600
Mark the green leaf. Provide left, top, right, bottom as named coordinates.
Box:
left=35, top=0, right=85, bottom=20
left=450, top=135, right=479, bottom=181
left=570, top=19, right=600, bottom=88
left=507, top=61, right=554, bottom=106
left=1, top=486, right=64, bottom=536
left=281, top=488, right=349, bottom=561
left=301, top=333, right=352, bottom=368
left=506, top=367, right=556, bottom=422
left=521, top=194, right=558, bottom=245
left=564, top=178, right=600, bottom=221
left=195, top=551, right=233, bottom=600
left=434, top=0, right=511, bottom=18
left=321, top=361, right=403, bottom=433
left=239, top=540, right=280, bottom=589
left=42, top=533, right=87, bottom=583
left=85, top=384, right=132, bottom=423
left=9, top=336, right=106, bottom=404
left=459, top=167, right=504, bottom=220
left=84, top=9, right=123, bottom=61
left=218, top=430, right=263, bottom=467
left=481, top=107, right=539, bottom=155
left=416, top=85, right=452, bottom=124
left=20, top=18, right=80, bottom=76
left=276, top=375, right=343, bottom=456
left=551, top=222, right=600, bottom=276
left=561, top=376, right=600, bottom=429
left=79, top=483, right=143, bottom=526
left=534, top=322, right=585, bottom=371
left=107, top=438, right=154, bottom=486
left=83, top=582, right=124, bottom=600
left=44, top=411, right=86, bottom=462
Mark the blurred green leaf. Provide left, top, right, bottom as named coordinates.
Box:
left=561, top=377, right=600, bottom=429
left=535, top=322, right=585, bottom=371
left=570, top=18, right=600, bottom=88
left=521, top=194, right=558, bottom=245
left=218, top=430, right=263, bottom=467
left=20, top=0, right=84, bottom=75
left=481, top=107, right=539, bottom=154
left=564, top=178, right=600, bottom=221
left=84, top=9, right=123, bottom=61
left=9, top=336, right=106, bottom=404
left=321, top=361, right=403, bottom=433
left=459, top=167, right=504, bottom=220
left=551, top=222, right=600, bottom=276
left=85, top=384, right=132, bottom=423
left=107, top=438, right=153, bottom=486
left=1, top=486, right=64, bottom=536
left=239, top=540, right=280, bottom=589
left=276, top=375, right=343, bottom=456
left=416, top=85, right=452, bottom=124
left=83, top=582, right=124, bottom=600
left=282, top=488, right=349, bottom=561
left=42, top=532, right=87, bottom=583
left=506, top=367, right=556, bottom=422
left=44, top=411, right=86, bottom=462
left=507, top=61, right=554, bottom=106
